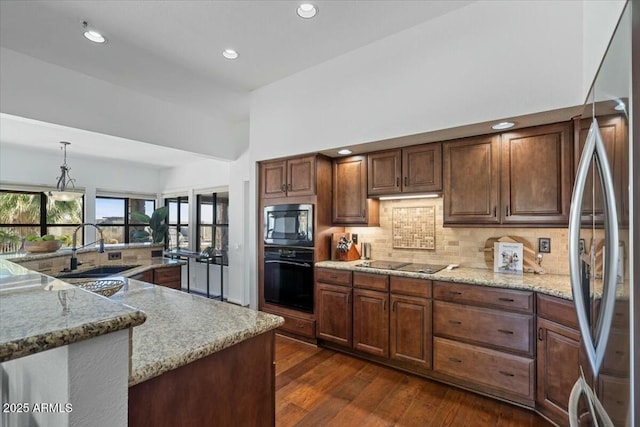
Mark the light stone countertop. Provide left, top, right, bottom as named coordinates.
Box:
left=315, top=260, right=574, bottom=300
left=0, top=242, right=165, bottom=263
left=110, top=280, right=284, bottom=386
left=0, top=259, right=147, bottom=362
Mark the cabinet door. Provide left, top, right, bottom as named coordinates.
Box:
left=443, top=135, right=500, bottom=224
left=333, top=156, right=378, bottom=225
left=536, top=317, right=581, bottom=425
left=402, top=143, right=442, bottom=193
left=501, top=122, right=573, bottom=224
left=574, top=115, right=627, bottom=225
left=353, top=288, right=389, bottom=357
left=261, top=160, right=287, bottom=199
left=368, top=150, right=401, bottom=196
left=316, top=283, right=352, bottom=347
left=390, top=294, right=431, bottom=370
left=287, top=155, right=316, bottom=197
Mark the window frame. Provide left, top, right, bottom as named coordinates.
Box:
left=196, top=192, right=228, bottom=266
left=0, top=189, right=84, bottom=248
left=165, top=196, right=189, bottom=250
left=95, top=195, right=155, bottom=244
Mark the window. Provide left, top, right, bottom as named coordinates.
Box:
left=0, top=190, right=83, bottom=252
left=166, top=196, right=189, bottom=250
left=196, top=192, right=228, bottom=265
left=95, top=196, right=155, bottom=244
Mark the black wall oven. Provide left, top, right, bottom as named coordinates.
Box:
left=263, top=246, right=313, bottom=313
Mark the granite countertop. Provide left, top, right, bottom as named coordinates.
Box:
left=110, top=280, right=284, bottom=386
left=0, top=242, right=165, bottom=263
left=0, top=259, right=147, bottom=362
left=315, top=260, right=574, bottom=300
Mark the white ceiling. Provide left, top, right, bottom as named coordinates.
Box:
left=0, top=0, right=475, bottom=165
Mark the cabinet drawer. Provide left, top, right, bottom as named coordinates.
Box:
left=278, top=314, right=316, bottom=339
left=433, top=282, right=533, bottom=313
left=536, top=293, right=578, bottom=329
left=390, top=276, right=431, bottom=298
left=154, top=266, right=182, bottom=284
left=316, top=268, right=352, bottom=286
left=434, top=301, right=534, bottom=356
left=354, top=272, right=389, bottom=291
left=434, top=337, right=534, bottom=400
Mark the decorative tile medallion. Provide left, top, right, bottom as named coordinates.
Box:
left=392, top=206, right=435, bottom=250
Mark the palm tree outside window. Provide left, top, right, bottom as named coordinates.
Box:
left=0, top=190, right=83, bottom=252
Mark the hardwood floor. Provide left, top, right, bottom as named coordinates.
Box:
left=275, top=335, right=551, bottom=427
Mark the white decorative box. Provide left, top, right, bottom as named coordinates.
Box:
left=494, top=242, right=524, bottom=275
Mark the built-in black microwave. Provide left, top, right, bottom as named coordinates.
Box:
left=263, top=204, right=313, bottom=246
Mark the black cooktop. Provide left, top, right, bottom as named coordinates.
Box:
left=355, top=261, right=410, bottom=270
left=396, top=264, right=448, bottom=274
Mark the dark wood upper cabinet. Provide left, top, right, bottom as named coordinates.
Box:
left=333, top=155, right=379, bottom=225
left=574, top=115, right=628, bottom=225
left=500, top=122, right=573, bottom=225
left=260, top=155, right=316, bottom=199
left=443, top=135, right=500, bottom=225
left=367, top=143, right=442, bottom=196
left=444, top=122, right=573, bottom=226
left=368, top=149, right=402, bottom=195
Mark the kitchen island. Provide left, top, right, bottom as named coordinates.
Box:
left=0, top=259, right=284, bottom=427
left=110, top=279, right=284, bottom=426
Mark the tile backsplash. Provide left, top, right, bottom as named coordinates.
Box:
left=346, top=198, right=571, bottom=276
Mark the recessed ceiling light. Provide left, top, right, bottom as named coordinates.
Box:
left=82, top=21, right=106, bottom=43
left=337, top=149, right=352, bottom=155
left=614, top=102, right=626, bottom=111
left=491, top=121, right=515, bottom=130
left=297, top=3, right=318, bottom=19
left=222, top=49, right=239, bottom=60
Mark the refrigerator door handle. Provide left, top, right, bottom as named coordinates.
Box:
left=568, top=118, right=619, bottom=376
left=568, top=369, right=614, bottom=427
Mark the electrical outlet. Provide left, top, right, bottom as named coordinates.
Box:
left=352, top=234, right=358, bottom=244
left=538, top=238, right=551, bottom=253
left=108, top=251, right=122, bottom=260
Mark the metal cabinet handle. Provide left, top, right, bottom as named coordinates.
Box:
left=281, top=184, right=287, bottom=192
left=392, top=301, right=396, bottom=312
left=506, top=205, right=510, bottom=216
left=396, top=177, right=400, bottom=187
left=498, top=297, right=514, bottom=302
left=383, top=300, right=386, bottom=311
left=287, top=183, right=292, bottom=191
left=448, top=320, right=462, bottom=325
left=499, top=371, right=515, bottom=377
left=449, top=291, right=462, bottom=296
left=497, top=329, right=514, bottom=335
left=448, top=357, right=462, bottom=363
left=569, top=118, right=618, bottom=377
left=404, top=176, right=408, bottom=186
left=538, top=327, right=544, bottom=341
left=494, top=206, right=497, bottom=217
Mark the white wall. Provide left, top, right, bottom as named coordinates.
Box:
left=0, top=47, right=246, bottom=160
left=250, top=1, right=584, bottom=162
left=582, top=0, right=627, bottom=97
left=159, top=157, right=230, bottom=194
left=0, top=143, right=161, bottom=197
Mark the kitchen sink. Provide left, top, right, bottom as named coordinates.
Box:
left=56, top=265, right=140, bottom=279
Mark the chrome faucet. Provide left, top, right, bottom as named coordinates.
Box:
left=70, top=223, right=105, bottom=271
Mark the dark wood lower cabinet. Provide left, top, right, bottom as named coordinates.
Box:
left=316, top=282, right=352, bottom=346
left=353, top=288, right=389, bottom=357
left=535, top=317, right=581, bottom=425
left=129, top=331, right=275, bottom=427
left=390, top=294, right=431, bottom=370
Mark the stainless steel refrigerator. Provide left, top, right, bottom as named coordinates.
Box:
left=567, top=2, right=637, bottom=425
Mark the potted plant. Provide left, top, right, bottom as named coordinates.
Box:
left=130, top=206, right=169, bottom=243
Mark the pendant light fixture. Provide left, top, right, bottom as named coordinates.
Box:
left=48, top=142, right=82, bottom=201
